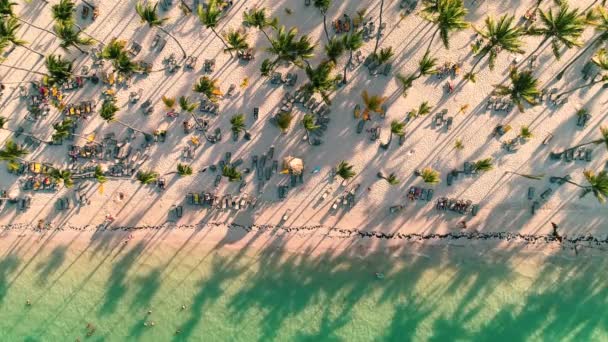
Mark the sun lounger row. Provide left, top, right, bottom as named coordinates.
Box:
left=407, top=186, right=434, bottom=202
left=486, top=97, right=514, bottom=112
left=187, top=192, right=256, bottom=210
left=203, top=59, right=215, bottom=73
left=63, top=101, right=95, bottom=118
left=436, top=197, right=479, bottom=216
left=270, top=72, right=298, bottom=86
left=331, top=186, right=359, bottom=210
left=21, top=176, right=58, bottom=191
left=199, top=97, right=219, bottom=115
left=550, top=148, right=593, bottom=162
left=237, top=48, right=254, bottom=61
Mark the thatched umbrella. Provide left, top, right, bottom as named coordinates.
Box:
left=282, top=156, right=304, bottom=175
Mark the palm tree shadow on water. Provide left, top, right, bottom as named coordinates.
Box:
left=98, top=242, right=146, bottom=316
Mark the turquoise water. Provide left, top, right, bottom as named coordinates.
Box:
left=0, top=235, right=606, bottom=341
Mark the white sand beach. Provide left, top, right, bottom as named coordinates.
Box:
left=0, top=0, right=607, bottom=243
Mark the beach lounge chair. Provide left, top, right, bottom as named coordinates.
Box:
left=585, top=148, right=592, bottom=162
left=446, top=172, right=454, bottom=186
left=305, top=0, right=311, bottom=6
left=128, top=41, right=142, bottom=58
left=282, top=209, right=292, bottom=221
left=356, top=120, right=366, bottom=134
left=540, top=188, right=553, bottom=201
left=471, top=204, right=479, bottom=216
left=332, top=197, right=341, bottom=210
left=433, top=110, right=446, bottom=127
left=203, top=59, right=215, bottom=73
left=265, top=167, right=272, bottom=181
left=528, top=187, right=535, bottom=200
left=185, top=56, right=197, bottom=70
left=270, top=72, right=283, bottom=85
left=157, top=36, right=167, bottom=52
left=531, top=201, right=540, bottom=215
left=214, top=175, right=221, bottom=187
left=253, top=107, right=259, bottom=121
left=426, top=189, right=434, bottom=201
left=381, top=63, right=392, bottom=76
left=389, top=205, right=404, bottom=213
left=445, top=117, right=453, bottom=131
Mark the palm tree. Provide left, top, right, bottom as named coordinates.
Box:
left=324, top=37, right=344, bottom=64
left=137, top=170, right=159, bottom=185
left=416, top=167, right=441, bottom=184
left=518, top=125, right=533, bottom=140
left=0, top=117, right=46, bottom=142
left=101, top=39, right=127, bottom=61
left=552, top=126, right=608, bottom=157
left=556, top=48, right=608, bottom=97
left=504, top=171, right=545, bottom=180
left=242, top=7, right=278, bottom=43
left=94, top=165, right=107, bottom=184
left=302, top=113, right=320, bottom=143
left=557, top=6, right=608, bottom=79
left=45, top=54, right=73, bottom=85
left=361, top=90, right=387, bottom=120
left=421, top=0, right=469, bottom=52
left=197, top=0, right=231, bottom=56
left=472, top=158, right=494, bottom=173
left=377, top=171, right=400, bottom=185
left=177, top=163, right=193, bottom=176
left=492, top=69, right=540, bottom=112
left=51, top=118, right=72, bottom=142
left=527, top=2, right=585, bottom=60
left=112, top=53, right=142, bottom=75
left=341, top=30, right=363, bottom=83
left=0, top=140, right=28, bottom=162
left=230, top=113, right=247, bottom=137
left=178, top=96, right=198, bottom=113
left=267, top=26, right=314, bottom=69
left=224, top=29, right=249, bottom=54
left=136, top=1, right=186, bottom=59
left=396, top=51, right=438, bottom=96
left=381, top=120, right=406, bottom=149
left=556, top=170, right=608, bottom=203
left=162, top=95, right=176, bottom=110
left=304, top=60, right=338, bottom=104
left=313, top=0, right=331, bottom=41
left=51, top=0, right=76, bottom=24
left=336, top=161, right=356, bottom=180
left=193, top=76, right=219, bottom=99
left=54, top=22, right=94, bottom=54
left=276, top=111, right=294, bottom=133
left=465, top=15, right=525, bottom=82
left=373, top=0, right=385, bottom=54
left=0, top=0, right=57, bottom=36
left=410, top=101, right=433, bottom=118
left=50, top=168, right=74, bottom=188
left=0, top=16, right=44, bottom=57
left=99, top=98, right=146, bottom=134
left=222, top=165, right=242, bottom=182
left=372, top=46, right=394, bottom=65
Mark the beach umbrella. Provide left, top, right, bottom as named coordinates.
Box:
left=283, top=156, right=304, bottom=175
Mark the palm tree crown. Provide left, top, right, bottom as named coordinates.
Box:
left=193, top=76, right=219, bottom=99
left=421, top=0, right=469, bottom=50
left=361, top=91, right=387, bottom=120
left=336, top=161, right=356, bottom=180
left=529, top=2, right=586, bottom=59
left=493, top=69, right=540, bottom=112
left=51, top=0, right=76, bottom=24
left=54, top=22, right=94, bottom=53
left=0, top=140, right=28, bottom=162
left=230, top=113, right=246, bottom=134
left=45, top=54, right=73, bottom=85
left=99, top=99, right=119, bottom=123
left=304, top=61, right=338, bottom=104
left=466, top=15, right=524, bottom=81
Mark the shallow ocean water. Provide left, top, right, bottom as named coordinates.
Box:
left=0, top=234, right=606, bottom=341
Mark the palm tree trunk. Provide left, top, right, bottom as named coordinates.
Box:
left=260, top=28, right=273, bottom=44
left=556, top=35, right=602, bottom=80
left=0, top=63, right=47, bottom=76
left=520, top=36, right=549, bottom=66
left=467, top=50, right=489, bottom=79
left=373, top=0, right=385, bottom=55
left=15, top=17, right=57, bottom=37
left=322, top=13, right=330, bottom=42
left=343, top=50, right=353, bottom=84
left=17, top=44, right=44, bottom=58
left=1, top=128, right=48, bottom=143
left=556, top=78, right=605, bottom=98
left=115, top=120, right=146, bottom=134
left=158, top=26, right=187, bottom=60
left=426, top=27, right=440, bottom=55
left=211, top=28, right=233, bottom=57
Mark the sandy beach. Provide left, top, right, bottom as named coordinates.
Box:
left=0, top=0, right=607, bottom=339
